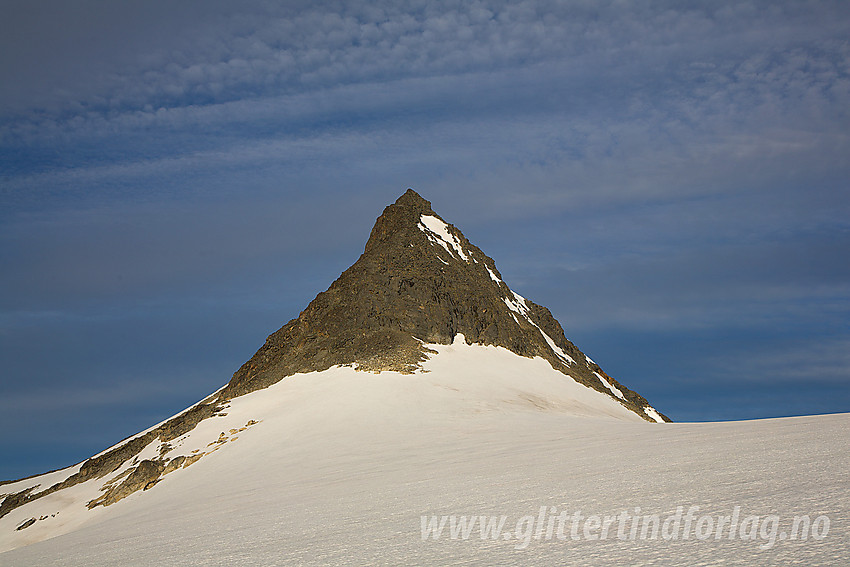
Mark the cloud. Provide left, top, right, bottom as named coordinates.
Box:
left=2, top=3, right=847, bottom=200
left=4, top=1, right=848, bottom=126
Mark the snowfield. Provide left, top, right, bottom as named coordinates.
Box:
left=1, top=338, right=848, bottom=565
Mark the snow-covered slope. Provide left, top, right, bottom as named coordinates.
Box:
left=2, top=338, right=848, bottom=565
left=0, top=336, right=639, bottom=552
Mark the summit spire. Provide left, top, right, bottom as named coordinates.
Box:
left=219, top=189, right=667, bottom=423
left=395, top=187, right=432, bottom=208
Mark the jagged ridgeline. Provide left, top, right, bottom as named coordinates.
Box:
left=1, top=189, right=668, bottom=523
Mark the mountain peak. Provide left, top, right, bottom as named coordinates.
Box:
left=395, top=187, right=432, bottom=209
left=364, top=188, right=436, bottom=253
left=219, top=189, right=665, bottom=423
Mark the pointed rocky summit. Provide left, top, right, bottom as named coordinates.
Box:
left=221, top=188, right=664, bottom=421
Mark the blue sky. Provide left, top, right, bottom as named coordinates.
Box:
left=1, top=0, right=849, bottom=480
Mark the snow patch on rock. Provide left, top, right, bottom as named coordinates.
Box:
left=418, top=215, right=469, bottom=261
left=594, top=371, right=626, bottom=400
left=644, top=406, right=666, bottom=423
